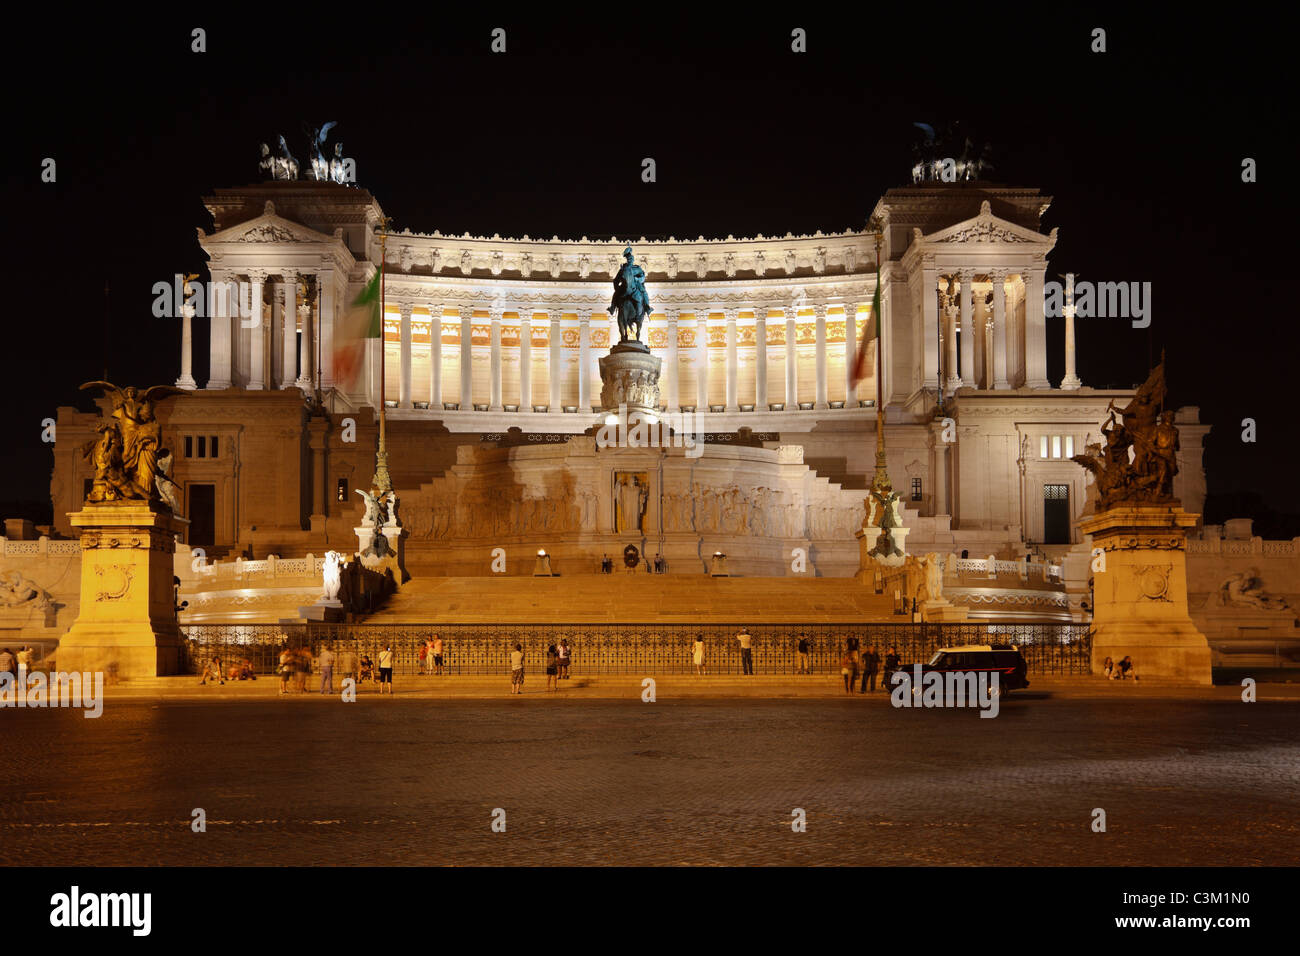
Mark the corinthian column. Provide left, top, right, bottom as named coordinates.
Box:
left=247, top=270, right=266, bottom=390
left=754, top=308, right=768, bottom=410
left=1061, top=273, right=1082, bottom=390
left=488, top=308, right=503, bottom=411
left=842, top=303, right=856, bottom=407
left=398, top=304, right=413, bottom=408
left=813, top=303, right=828, bottom=409
left=548, top=310, right=562, bottom=410
left=724, top=309, right=739, bottom=411
left=944, top=278, right=962, bottom=392
left=296, top=276, right=315, bottom=391
left=459, top=306, right=473, bottom=409
left=428, top=303, right=443, bottom=409
left=784, top=306, right=798, bottom=408
left=959, top=269, right=975, bottom=387
left=664, top=308, right=680, bottom=412
left=695, top=309, right=710, bottom=411
left=991, top=269, right=1009, bottom=390
left=578, top=311, right=591, bottom=412
left=280, top=270, right=297, bottom=388
left=519, top=310, right=532, bottom=411
left=176, top=296, right=196, bottom=389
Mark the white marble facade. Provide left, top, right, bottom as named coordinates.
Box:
left=184, top=180, right=1208, bottom=567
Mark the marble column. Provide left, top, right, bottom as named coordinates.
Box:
left=247, top=271, right=266, bottom=389
left=944, top=278, right=962, bottom=392
left=784, top=306, right=798, bottom=408
left=318, top=270, right=335, bottom=389
left=548, top=310, right=562, bottom=411
left=724, top=309, right=739, bottom=411
left=280, top=271, right=297, bottom=388
left=921, top=264, right=940, bottom=389
left=176, top=301, right=196, bottom=389
left=295, top=276, right=315, bottom=391
left=754, top=308, right=768, bottom=411
left=1062, top=273, right=1082, bottom=389
left=664, top=309, right=680, bottom=412
left=578, top=312, right=591, bottom=412
left=398, top=304, right=413, bottom=408
left=297, top=299, right=315, bottom=393
left=695, top=309, right=710, bottom=411
left=428, top=304, right=443, bottom=409
left=991, top=269, right=1009, bottom=389
left=519, top=310, right=532, bottom=411
left=206, top=270, right=233, bottom=389
left=488, top=308, right=503, bottom=411
left=842, top=303, right=856, bottom=407
left=959, top=269, right=975, bottom=387
left=813, top=304, right=828, bottom=409
left=459, top=307, right=473, bottom=408
left=1025, top=268, right=1050, bottom=388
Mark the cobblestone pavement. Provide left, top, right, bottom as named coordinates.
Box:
left=2, top=696, right=1297, bottom=866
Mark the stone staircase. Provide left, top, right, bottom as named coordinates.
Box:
left=363, top=573, right=895, bottom=624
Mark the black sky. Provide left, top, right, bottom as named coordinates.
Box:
left=3, top=9, right=1295, bottom=525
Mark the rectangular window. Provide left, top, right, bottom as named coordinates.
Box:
left=210, top=436, right=219, bottom=458
left=911, top=477, right=923, bottom=502
left=1039, top=436, right=1048, bottom=459
left=184, top=436, right=193, bottom=458
left=1064, top=435, right=1074, bottom=458
left=1051, top=435, right=1061, bottom=459
left=197, top=436, right=206, bottom=458
left=337, top=478, right=349, bottom=502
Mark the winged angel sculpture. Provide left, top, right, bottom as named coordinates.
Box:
left=78, top=382, right=186, bottom=505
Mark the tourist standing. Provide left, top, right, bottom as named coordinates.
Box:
left=510, top=643, right=525, bottom=694
left=839, top=647, right=856, bottom=694
left=693, top=635, right=706, bottom=675
left=557, top=638, right=570, bottom=680
left=883, top=646, right=901, bottom=690
left=860, top=645, right=880, bottom=693
left=418, top=639, right=429, bottom=675
left=278, top=645, right=293, bottom=695
left=796, top=634, right=811, bottom=675
left=545, top=644, right=559, bottom=691
left=737, top=627, right=754, bottom=675
left=432, top=634, right=445, bottom=676
left=317, top=645, right=335, bottom=695
left=377, top=645, right=395, bottom=695
left=16, top=646, right=33, bottom=686
left=336, top=647, right=357, bottom=687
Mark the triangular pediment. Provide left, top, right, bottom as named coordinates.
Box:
left=202, top=200, right=340, bottom=246
left=920, top=200, right=1052, bottom=246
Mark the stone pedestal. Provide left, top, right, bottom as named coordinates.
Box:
left=599, top=343, right=662, bottom=417
left=709, top=552, right=729, bottom=577
left=855, top=525, right=910, bottom=575
left=356, top=520, right=407, bottom=587
left=59, top=501, right=184, bottom=678
left=1079, top=505, right=1212, bottom=684
left=533, top=552, right=555, bottom=577
left=919, top=598, right=970, bottom=623
left=298, top=600, right=346, bottom=623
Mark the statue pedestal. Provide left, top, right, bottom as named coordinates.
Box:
left=533, top=553, right=555, bottom=577
left=1079, top=505, right=1212, bottom=684
left=59, top=501, right=183, bottom=678
left=599, top=343, right=662, bottom=418
left=299, top=600, right=346, bottom=623
left=920, top=598, right=969, bottom=623
left=355, top=521, right=407, bottom=588
left=855, top=525, right=910, bottom=575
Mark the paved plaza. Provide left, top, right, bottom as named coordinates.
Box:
left=2, top=693, right=1297, bottom=866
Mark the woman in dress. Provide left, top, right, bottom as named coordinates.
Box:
left=692, top=635, right=706, bottom=675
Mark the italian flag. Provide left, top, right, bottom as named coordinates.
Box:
left=850, top=265, right=883, bottom=387
left=334, top=270, right=382, bottom=389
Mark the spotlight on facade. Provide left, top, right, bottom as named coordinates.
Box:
left=604, top=414, right=619, bottom=426
left=533, top=549, right=554, bottom=577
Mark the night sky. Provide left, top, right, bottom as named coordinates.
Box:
left=4, top=11, right=1295, bottom=530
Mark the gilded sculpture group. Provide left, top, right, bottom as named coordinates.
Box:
left=1071, top=357, right=1181, bottom=511
left=79, top=382, right=184, bottom=510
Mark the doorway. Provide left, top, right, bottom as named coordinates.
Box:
left=188, top=483, right=216, bottom=547
left=1043, top=483, right=1070, bottom=544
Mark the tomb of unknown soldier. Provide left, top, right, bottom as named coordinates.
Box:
left=4, top=155, right=1295, bottom=683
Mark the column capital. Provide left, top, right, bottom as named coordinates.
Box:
left=458, top=305, right=474, bottom=321
left=989, top=267, right=1008, bottom=284
left=813, top=303, right=828, bottom=319
left=664, top=307, right=679, bottom=322
left=958, top=266, right=975, bottom=281
left=280, top=268, right=298, bottom=282
left=753, top=306, right=769, bottom=321
left=578, top=314, right=590, bottom=326
left=246, top=268, right=268, bottom=284
left=724, top=308, right=738, bottom=323
left=427, top=301, right=443, bottom=318
left=398, top=302, right=412, bottom=317
left=548, top=309, right=562, bottom=324
left=519, top=310, right=532, bottom=325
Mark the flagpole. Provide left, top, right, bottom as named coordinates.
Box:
left=373, top=218, right=393, bottom=494
left=869, top=221, right=890, bottom=494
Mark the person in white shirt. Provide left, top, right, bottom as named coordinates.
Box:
left=377, top=646, right=395, bottom=694
left=509, top=643, right=525, bottom=695
left=317, top=646, right=336, bottom=695
left=736, top=627, right=754, bottom=675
